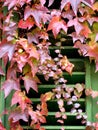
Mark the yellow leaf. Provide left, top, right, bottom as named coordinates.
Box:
left=44, top=92, right=54, bottom=101
left=93, top=2, right=98, bottom=11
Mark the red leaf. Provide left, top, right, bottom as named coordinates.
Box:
left=17, top=38, right=39, bottom=60
left=61, top=0, right=93, bottom=15
left=11, top=91, right=32, bottom=111
left=74, top=41, right=89, bottom=56
left=28, top=107, right=38, bottom=123
left=47, top=16, right=67, bottom=38
left=70, top=32, right=85, bottom=43
left=67, top=18, right=83, bottom=35
left=62, top=10, right=75, bottom=20
left=61, top=0, right=80, bottom=15
left=23, top=75, right=38, bottom=93
left=38, top=114, right=46, bottom=123
left=0, top=39, right=15, bottom=61
left=27, top=29, right=48, bottom=43
left=24, top=5, right=50, bottom=27
left=28, top=107, right=46, bottom=124
left=1, top=79, right=20, bottom=98
left=3, top=21, right=17, bottom=42
left=18, top=18, right=35, bottom=29
left=28, top=60, right=38, bottom=77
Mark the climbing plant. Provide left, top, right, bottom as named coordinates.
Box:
left=0, top=0, right=98, bottom=129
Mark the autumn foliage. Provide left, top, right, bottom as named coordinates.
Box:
left=0, top=0, right=98, bottom=129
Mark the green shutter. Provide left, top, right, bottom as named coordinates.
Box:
left=1, top=42, right=98, bottom=129
left=20, top=44, right=86, bottom=130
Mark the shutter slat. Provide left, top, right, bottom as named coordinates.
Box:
left=43, top=112, right=85, bottom=126
left=31, top=98, right=85, bottom=102
left=23, top=126, right=85, bottom=130
left=31, top=98, right=85, bottom=112
left=37, top=72, right=85, bottom=85
left=42, top=126, right=85, bottom=130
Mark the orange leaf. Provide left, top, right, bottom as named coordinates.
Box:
left=41, top=102, right=48, bottom=116
left=42, top=92, right=54, bottom=101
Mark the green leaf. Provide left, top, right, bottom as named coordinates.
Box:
left=93, top=22, right=98, bottom=33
